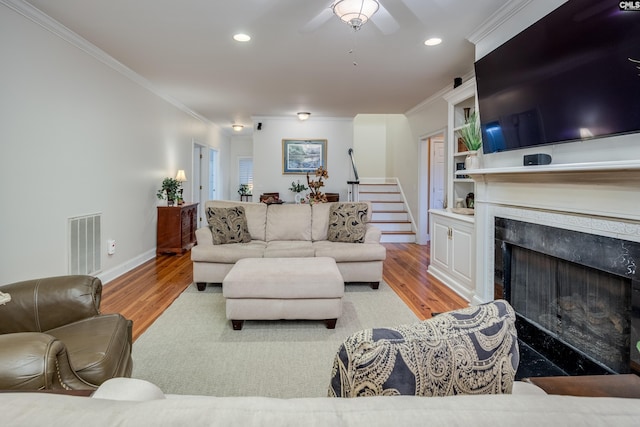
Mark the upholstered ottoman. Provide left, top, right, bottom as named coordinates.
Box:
left=222, top=257, right=344, bottom=330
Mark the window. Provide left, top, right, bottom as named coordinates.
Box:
left=238, top=157, right=253, bottom=194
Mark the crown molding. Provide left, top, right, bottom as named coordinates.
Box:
left=1, top=0, right=215, bottom=127
left=466, top=0, right=533, bottom=46
left=405, top=69, right=475, bottom=116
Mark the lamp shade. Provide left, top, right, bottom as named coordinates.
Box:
left=332, top=0, right=379, bottom=29
left=175, top=170, right=187, bottom=182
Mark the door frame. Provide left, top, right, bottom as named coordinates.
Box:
left=417, top=128, right=446, bottom=245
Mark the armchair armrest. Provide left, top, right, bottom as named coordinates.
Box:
left=0, top=276, right=101, bottom=334
left=0, top=332, right=91, bottom=390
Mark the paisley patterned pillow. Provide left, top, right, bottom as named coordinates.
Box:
left=327, top=203, right=368, bottom=243
left=206, top=206, right=251, bottom=245
left=328, top=300, right=519, bottom=398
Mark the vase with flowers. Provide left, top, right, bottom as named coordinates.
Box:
left=306, top=166, right=329, bottom=204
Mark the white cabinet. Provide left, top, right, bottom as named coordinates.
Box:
left=428, top=78, right=478, bottom=301
left=428, top=210, right=475, bottom=301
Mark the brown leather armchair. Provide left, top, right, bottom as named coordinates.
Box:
left=0, top=275, right=133, bottom=391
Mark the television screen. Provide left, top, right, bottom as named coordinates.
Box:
left=475, top=0, right=640, bottom=154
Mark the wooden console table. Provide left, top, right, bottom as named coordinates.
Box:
left=524, top=374, right=640, bottom=398
left=157, top=203, right=198, bottom=255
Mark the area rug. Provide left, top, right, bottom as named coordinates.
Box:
left=131, top=281, right=418, bottom=398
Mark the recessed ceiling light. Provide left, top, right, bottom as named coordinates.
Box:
left=424, top=38, right=442, bottom=46
left=233, top=33, right=251, bottom=42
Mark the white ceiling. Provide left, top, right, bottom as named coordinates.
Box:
left=22, top=0, right=507, bottom=134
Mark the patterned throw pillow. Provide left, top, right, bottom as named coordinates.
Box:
left=328, top=300, right=519, bottom=398
left=327, top=203, right=368, bottom=243
left=206, top=206, right=251, bottom=245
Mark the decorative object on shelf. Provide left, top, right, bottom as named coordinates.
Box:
left=465, top=151, right=480, bottom=170
left=466, top=192, right=475, bottom=209
left=289, top=180, right=308, bottom=204
left=459, top=111, right=482, bottom=152
left=306, top=166, right=329, bottom=204
left=282, top=139, right=327, bottom=174
left=157, top=177, right=180, bottom=206
left=459, top=111, right=482, bottom=170
left=175, top=170, right=187, bottom=205
left=464, top=108, right=471, bottom=123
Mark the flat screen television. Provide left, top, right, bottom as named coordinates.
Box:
left=475, top=0, right=640, bottom=154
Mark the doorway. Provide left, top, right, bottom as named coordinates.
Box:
left=192, top=142, right=219, bottom=227
left=417, top=130, right=445, bottom=245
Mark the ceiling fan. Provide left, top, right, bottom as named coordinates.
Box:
left=301, top=0, right=400, bottom=35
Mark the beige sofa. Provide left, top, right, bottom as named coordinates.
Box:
left=3, top=378, right=640, bottom=426
left=191, top=200, right=386, bottom=291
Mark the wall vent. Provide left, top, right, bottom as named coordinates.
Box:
left=68, top=213, right=101, bottom=275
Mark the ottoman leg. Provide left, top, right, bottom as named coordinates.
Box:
left=231, top=320, right=244, bottom=330
left=325, top=319, right=337, bottom=329
left=370, top=282, right=379, bottom=290
left=196, top=282, right=206, bottom=291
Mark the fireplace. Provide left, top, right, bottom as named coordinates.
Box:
left=493, top=217, right=640, bottom=376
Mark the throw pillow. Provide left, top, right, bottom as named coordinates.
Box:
left=327, top=203, right=368, bottom=243
left=328, top=300, right=519, bottom=398
left=206, top=206, right=251, bottom=245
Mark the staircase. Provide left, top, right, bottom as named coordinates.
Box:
left=358, top=181, right=416, bottom=243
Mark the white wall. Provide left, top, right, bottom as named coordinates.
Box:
left=252, top=117, right=354, bottom=203
left=353, top=115, right=387, bottom=178
left=0, top=5, right=229, bottom=284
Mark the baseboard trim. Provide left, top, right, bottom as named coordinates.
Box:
left=98, top=249, right=156, bottom=285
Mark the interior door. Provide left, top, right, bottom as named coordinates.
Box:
left=430, top=139, right=445, bottom=210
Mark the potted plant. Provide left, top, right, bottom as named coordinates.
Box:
left=306, top=167, right=329, bottom=204
left=157, top=177, right=180, bottom=206
left=459, top=111, right=482, bottom=170
left=288, top=180, right=308, bottom=204
left=238, top=184, right=251, bottom=196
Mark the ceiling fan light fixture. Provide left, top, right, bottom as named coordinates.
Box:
left=297, top=112, right=311, bottom=121
left=332, top=0, right=380, bottom=31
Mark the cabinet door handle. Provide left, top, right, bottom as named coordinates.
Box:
left=448, top=227, right=453, bottom=239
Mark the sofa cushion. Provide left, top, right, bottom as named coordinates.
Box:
left=190, top=242, right=266, bottom=263
left=266, top=204, right=311, bottom=241
left=264, top=241, right=315, bottom=258
left=327, top=203, right=368, bottom=243
left=206, top=201, right=267, bottom=241
left=311, top=203, right=333, bottom=241
left=313, top=241, right=386, bottom=262
left=206, top=206, right=251, bottom=245
left=328, top=300, right=519, bottom=398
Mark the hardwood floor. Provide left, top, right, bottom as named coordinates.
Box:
left=100, top=243, right=467, bottom=341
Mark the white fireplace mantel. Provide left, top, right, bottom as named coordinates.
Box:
left=467, top=159, right=640, bottom=305
left=467, top=160, right=640, bottom=185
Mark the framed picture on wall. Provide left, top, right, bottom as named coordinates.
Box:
left=282, top=139, right=327, bottom=174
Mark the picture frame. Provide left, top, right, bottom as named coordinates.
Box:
left=282, top=139, right=327, bottom=174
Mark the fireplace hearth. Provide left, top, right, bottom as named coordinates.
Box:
left=493, top=217, right=640, bottom=377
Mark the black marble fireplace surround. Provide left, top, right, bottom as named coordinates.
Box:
left=493, top=217, right=640, bottom=378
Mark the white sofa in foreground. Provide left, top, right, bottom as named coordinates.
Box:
left=191, top=200, right=386, bottom=290
left=3, top=378, right=640, bottom=426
